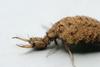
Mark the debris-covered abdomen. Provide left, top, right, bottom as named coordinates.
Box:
left=48, top=16, right=100, bottom=45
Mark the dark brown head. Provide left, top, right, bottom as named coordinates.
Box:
left=29, top=37, right=47, bottom=49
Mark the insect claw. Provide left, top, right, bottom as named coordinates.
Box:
left=16, top=44, right=33, bottom=48
left=12, top=37, right=29, bottom=42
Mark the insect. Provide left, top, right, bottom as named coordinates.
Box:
left=13, top=16, right=100, bottom=67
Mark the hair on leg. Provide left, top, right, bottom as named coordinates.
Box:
left=64, top=45, right=76, bottom=67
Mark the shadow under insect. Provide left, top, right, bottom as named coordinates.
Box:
left=69, top=42, right=100, bottom=54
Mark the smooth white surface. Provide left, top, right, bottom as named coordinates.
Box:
left=1, top=0, right=100, bottom=67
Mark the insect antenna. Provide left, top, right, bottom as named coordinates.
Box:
left=64, top=45, right=76, bottom=67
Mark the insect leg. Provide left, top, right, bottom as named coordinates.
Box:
left=54, top=39, right=58, bottom=45
left=46, top=45, right=59, bottom=57
left=64, top=44, right=76, bottom=67
left=46, top=39, right=59, bottom=57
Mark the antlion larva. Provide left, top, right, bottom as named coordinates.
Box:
left=13, top=16, right=100, bottom=67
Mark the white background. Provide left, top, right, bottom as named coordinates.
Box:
left=0, top=0, right=100, bottom=67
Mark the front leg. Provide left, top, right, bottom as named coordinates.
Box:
left=46, top=39, right=59, bottom=57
